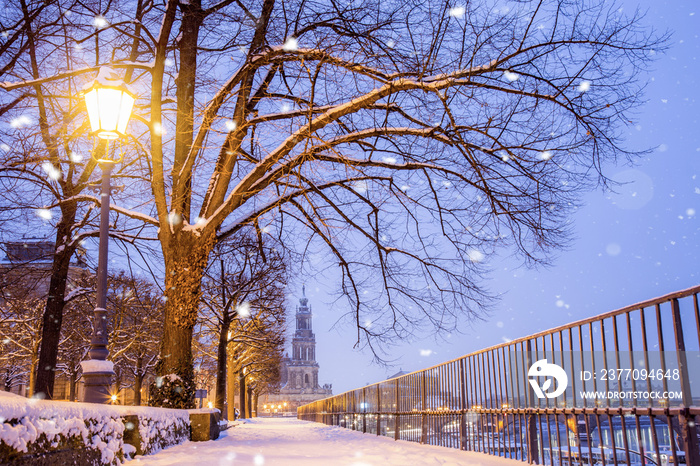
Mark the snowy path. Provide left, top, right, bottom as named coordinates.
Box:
left=129, top=417, right=522, bottom=466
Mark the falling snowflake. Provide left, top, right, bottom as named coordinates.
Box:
left=254, top=454, right=265, bottom=465
left=556, top=299, right=565, bottom=307
left=280, top=103, right=292, bottom=112
left=496, top=321, right=504, bottom=328
left=153, top=122, right=165, bottom=135
left=165, top=58, right=175, bottom=67
left=420, top=349, right=432, bottom=357
left=503, top=71, right=519, bottom=82
left=42, top=162, right=62, bottom=181
left=352, top=180, right=368, bottom=194
left=539, top=151, right=553, bottom=161
left=69, top=152, right=83, bottom=163
left=467, top=249, right=484, bottom=263
left=283, top=37, right=298, bottom=51
left=168, top=211, right=182, bottom=226
left=400, top=185, right=410, bottom=192
left=386, top=39, right=396, bottom=49
left=577, top=81, right=591, bottom=92
left=236, top=302, right=251, bottom=318
left=225, top=120, right=236, bottom=131
left=36, top=209, right=52, bottom=220
left=687, top=208, right=696, bottom=216
left=0, top=143, right=9, bottom=151
left=10, top=115, right=31, bottom=128
left=449, top=6, right=466, bottom=18
left=606, top=243, right=621, bottom=256
left=382, top=156, right=397, bottom=164
left=93, top=16, right=108, bottom=28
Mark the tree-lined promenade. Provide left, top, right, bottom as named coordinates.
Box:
left=0, top=0, right=665, bottom=408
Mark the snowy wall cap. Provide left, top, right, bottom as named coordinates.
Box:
left=82, top=66, right=136, bottom=97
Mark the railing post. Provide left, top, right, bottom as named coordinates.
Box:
left=395, top=378, right=400, bottom=441
left=421, top=371, right=428, bottom=444
left=377, top=384, right=381, bottom=436
left=671, top=298, right=700, bottom=466
left=459, top=358, right=467, bottom=451
left=526, top=340, right=539, bottom=465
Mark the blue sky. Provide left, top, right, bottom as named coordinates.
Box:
left=306, top=0, right=700, bottom=394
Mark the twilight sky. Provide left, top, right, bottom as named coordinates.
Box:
left=302, top=0, right=700, bottom=395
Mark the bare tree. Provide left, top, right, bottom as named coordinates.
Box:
left=56, top=296, right=92, bottom=401
left=1, top=0, right=667, bottom=405
left=0, top=300, right=42, bottom=395
left=198, top=232, right=287, bottom=413
left=104, top=272, right=164, bottom=405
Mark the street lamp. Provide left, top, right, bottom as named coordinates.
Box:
left=80, top=67, right=135, bottom=404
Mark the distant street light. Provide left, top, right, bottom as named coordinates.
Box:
left=80, top=67, right=135, bottom=404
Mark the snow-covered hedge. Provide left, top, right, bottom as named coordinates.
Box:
left=0, top=391, right=190, bottom=465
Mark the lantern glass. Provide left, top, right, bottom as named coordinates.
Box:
left=84, top=86, right=135, bottom=140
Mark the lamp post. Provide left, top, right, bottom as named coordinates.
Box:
left=80, top=67, right=135, bottom=403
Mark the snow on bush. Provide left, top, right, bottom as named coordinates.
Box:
left=0, top=391, right=190, bottom=464
left=133, top=408, right=189, bottom=455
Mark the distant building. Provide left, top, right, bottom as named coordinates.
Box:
left=260, top=287, right=332, bottom=414
left=0, top=239, right=87, bottom=301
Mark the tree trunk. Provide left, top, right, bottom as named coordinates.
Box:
left=69, top=372, right=76, bottom=401
left=34, top=216, right=76, bottom=399
left=134, top=356, right=143, bottom=406
left=226, top=351, right=236, bottom=420
left=239, top=370, right=247, bottom=418
left=28, top=356, right=37, bottom=398
left=252, top=391, right=258, bottom=417
left=69, top=360, right=76, bottom=401
left=114, top=371, right=121, bottom=404
left=215, top=315, right=231, bottom=414
left=152, top=231, right=213, bottom=408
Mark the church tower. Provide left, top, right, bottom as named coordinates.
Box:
left=291, top=285, right=316, bottom=364
left=262, top=285, right=332, bottom=413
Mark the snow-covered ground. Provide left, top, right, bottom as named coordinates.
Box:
left=129, top=417, right=522, bottom=466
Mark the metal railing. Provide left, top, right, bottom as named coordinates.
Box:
left=298, top=285, right=700, bottom=466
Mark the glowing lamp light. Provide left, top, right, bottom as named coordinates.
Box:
left=207, top=401, right=214, bottom=409
left=111, top=394, right=118, bottom=402
left=83, top=67, right=136, bottom=142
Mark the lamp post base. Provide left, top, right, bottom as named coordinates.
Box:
left=81, top=360, right=115, bottom=404
left=82, top=371, right=115, bottom=403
